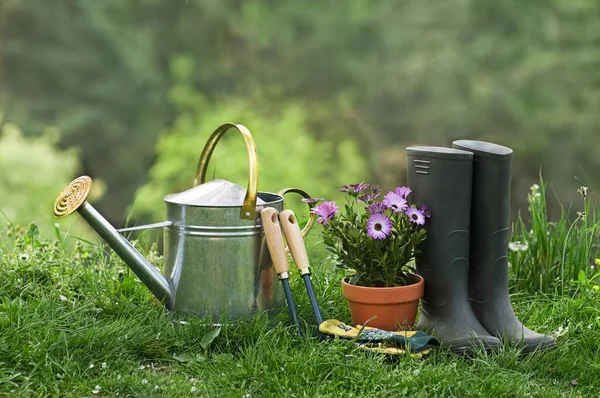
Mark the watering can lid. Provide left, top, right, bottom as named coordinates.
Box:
left=164, top=179, right=266, bottom=207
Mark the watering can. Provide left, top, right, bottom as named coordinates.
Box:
left=52, top=123, right=315, bottom=319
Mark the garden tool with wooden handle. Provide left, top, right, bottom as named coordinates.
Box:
left=260, top=207, right=303, bottom=336
left=280, top=210, right=324, bottom=326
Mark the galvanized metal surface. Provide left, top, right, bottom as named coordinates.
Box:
left=165, top=179, right=266, bottom=207
left=163, top=192, right=285, bottom=318
left=79, top=203, right=173, bottom=306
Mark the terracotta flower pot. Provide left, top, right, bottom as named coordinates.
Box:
left=341, top=274, right=424, bottom=331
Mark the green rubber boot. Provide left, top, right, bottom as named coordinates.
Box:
left=452, top=140, right=556, bottom=353
left=406, top=146, right=502, bottom=354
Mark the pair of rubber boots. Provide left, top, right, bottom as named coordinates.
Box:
left=406, top=140, right=556, bottom=354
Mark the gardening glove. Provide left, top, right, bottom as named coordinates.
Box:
left=319, top=319, right=440, bottom=356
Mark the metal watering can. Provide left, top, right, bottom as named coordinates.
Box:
left=53, top=123, right=315, bottom=318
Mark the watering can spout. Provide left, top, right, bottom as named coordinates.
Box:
left=52, top=176, right=173, bottom=307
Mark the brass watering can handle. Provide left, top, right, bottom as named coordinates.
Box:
left=194, top=123, right=258, bottom=220
left=277, top=187, right=316, bottom=239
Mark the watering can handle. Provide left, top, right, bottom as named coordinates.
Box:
left=277, top=187, right=316, bottom=240
left=193, top=123, right=258, bottom=220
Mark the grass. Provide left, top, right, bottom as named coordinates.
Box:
left=509, top=176, right=599, bottom=294
left=1, top=224, right=599, bottom=397
left=2, top=174, right=600, bottom=398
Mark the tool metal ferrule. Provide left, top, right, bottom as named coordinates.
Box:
left=277, top=271, right=290, bottom=280
left=298, top=267, right=311, bottom=276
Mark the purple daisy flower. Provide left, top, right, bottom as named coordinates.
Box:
left=406, top=206, right=426, bottom=225
left=358, top=193, right=380, bottom=204
left=394, top=186, right=412, bottom=199
left=301, top=197, right=324, bottom=203
left=341, top=182, right=369, bottom=194
left=349, top=182, right=369, bottom=194
left=311, top=201, right=340, bottom=225
left=382, top=192, right=408, bottom=213
left=371, top=184, right=381, bottom=195
left=366, top=201, right=388, bottom=214
left=420, top=204, right=432, bottom=218
left=367, top=213, right=392, bottom=240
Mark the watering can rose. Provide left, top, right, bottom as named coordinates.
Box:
left=311, top=183, right=430, bottom=288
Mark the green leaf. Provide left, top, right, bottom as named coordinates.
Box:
left=200, top=327, right=221, bottom=350
left=578, top=270, right=586, bottom=282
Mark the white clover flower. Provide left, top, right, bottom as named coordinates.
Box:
left=101, top=362, right=107, bottom=369
left=59, top=295, right=68, bottom=302
left=191, top=386, right=197, bottom=392
left=89, top=363, right=94, bottom=369
left=92, top=386, right=101, bottom=394
left=142, top=379, right=148, bottom=385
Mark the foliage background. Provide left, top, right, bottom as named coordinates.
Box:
left=1, top=0, right=599, bottom=228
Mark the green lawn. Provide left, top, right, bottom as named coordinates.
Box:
left=0, top=228, right=599, bottom=397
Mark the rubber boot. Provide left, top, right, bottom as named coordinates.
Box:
left=452, top=140, right=556, bottom=353
left=406, top=146, right=502, bottom=354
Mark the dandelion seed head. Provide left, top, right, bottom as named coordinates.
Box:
left=508, top=241, right=528, bottom=252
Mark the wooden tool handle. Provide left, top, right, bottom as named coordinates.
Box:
left=279, top=210, right=311, bottom=275
left=260, top=208, right=289, bottom=278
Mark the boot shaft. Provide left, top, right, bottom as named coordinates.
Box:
left=452, top=140, right=513, bottom=249
left=452, top=140, right=513, bottom=302
left=406, top=146, right=474, bottom=305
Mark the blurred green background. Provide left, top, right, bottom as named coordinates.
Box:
left=1, top=0, right=599, bottom=237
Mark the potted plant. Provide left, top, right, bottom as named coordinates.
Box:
left=310, top=182, right=430, bottom=331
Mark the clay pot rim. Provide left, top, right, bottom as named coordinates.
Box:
left=341, top=274, right=424, bottom=305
